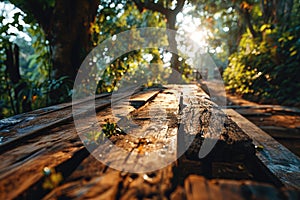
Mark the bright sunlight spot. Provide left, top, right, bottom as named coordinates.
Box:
left=189, top=30, right=208, bottom=47
left=223, top=27, right=229, bottom=32
left=0, top=2, right=31, bottom=42
left=177, top=5, right=201, bottom=33
left=176, top=4, right=212, bottom=53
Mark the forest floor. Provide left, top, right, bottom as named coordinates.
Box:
left=202, top=81, right=300, bottom=157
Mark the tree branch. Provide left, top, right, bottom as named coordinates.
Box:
left=133, top=0, right=170, bottom=15
left=173, top=0, right=185, bottom=15
left=235, top=4, right=257, bottom=38
left=133, top=0, right=185, bottom=16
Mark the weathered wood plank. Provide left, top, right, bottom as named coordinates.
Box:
left=0, top=123, right=87, bottom=199
left=92, top=87, right=180, bottom=173
left=235, top=112, right=272, bottom=117
left=0, top=91, right=127, bottom=199
left=0, top=88, right=162, bottom=198
left=37, top=85, right=201, bottom=199
left=178, top=85, right=254, bottom=162
left=0, top=94, right=111, bottom=152
left=226, top=105, right=300, bottom=115
left=0, top=88, right=160, bottom=152
left=0, top=93, right=110, bottom=131
left=224, top=109, right=300, bottom=190
left=0, top=86, right=173, bottom=199
left=129, top=89, right=161, bottom=109
left=40, top=155, right=114, bottom=199
left=258, top=126, right=300, bottom=139
left=39, top=87, right=180, bottom=199
left=0, top=94, right=130, bottom=199
left=184, top=175, right=300, bottom=200
left=1, top=84, right=299, bottom=199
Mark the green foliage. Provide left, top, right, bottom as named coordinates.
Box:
left=26, top=25, right=51, bottom=82
left=224, top=24, right=300, bottom=105
left=0, top=4, right=25, bottom=117
left=1, top=0, right=199, bottom=118
left=0, top=2, right=73, bottom=118
left=2, top=0, right=298, bottom=119
left=223, top=32, right=259, bottom=95
left=222, top=0, right=300, bottom=106
left=91, top=1, right=170, bottom=93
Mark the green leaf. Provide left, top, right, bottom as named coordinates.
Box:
left=290, top=50, right=297, bottom=56
left=260, top=24, right=270, bottom=32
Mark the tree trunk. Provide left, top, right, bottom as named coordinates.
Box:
left=10, top=0, right=99, bottom=82
left=5, top=43, right=32, bottom=113
left=133, top=0, right=185, bottom=83
left=166, top=12, right=183, bottom=83
left=235, top=3, right=257, bottom=38
left=9, top=0, right=100, bottom=105
left=48, top=0, right=99, bottom=81
left=5, top=43, right=20, bottom=114
left=166, top=12, right=180, bottom=72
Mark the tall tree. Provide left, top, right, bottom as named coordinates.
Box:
left=9, top=0, right=100, bottom=81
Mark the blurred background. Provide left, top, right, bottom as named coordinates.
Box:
left=0, top=0, right=299, bottom=119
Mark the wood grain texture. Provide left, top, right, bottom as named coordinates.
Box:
left=184, top=175, right=299, bottom=200
left=1, top=85, right=299, bottom=199
left=224, top=109, right=300, bottom=190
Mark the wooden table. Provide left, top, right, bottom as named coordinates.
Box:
left=0, top=84, right=299, bottom=199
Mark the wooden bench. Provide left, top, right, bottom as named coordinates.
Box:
left=0, top=84, right=299, bottom=199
